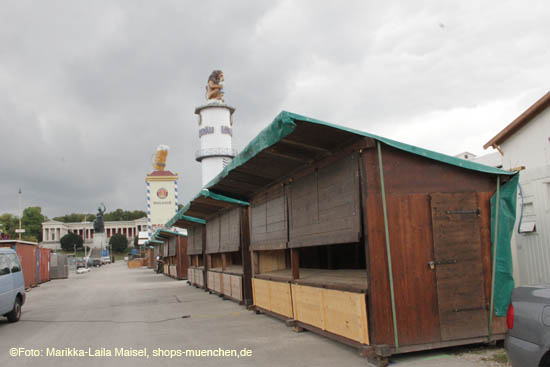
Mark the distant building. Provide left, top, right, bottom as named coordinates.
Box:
left=40, top=217, right=147, bottom=250
left=484, top=91, right=550, bottom=285
left=455, top=151, right=503, bottom=168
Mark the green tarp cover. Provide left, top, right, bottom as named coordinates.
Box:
left=145, top=239, right=163, bottom=245
left=165, top=189, right=248, bottom=228
left=153, top=228, right=186, bottom=240
left=204, top=110, right=514, bottom=190
left=165, top=214, right=206, bottom=228
left=491, top=174, right=519, bottom=316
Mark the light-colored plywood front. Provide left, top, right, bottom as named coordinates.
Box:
left=223, top=273, right=232, bottom=296
left=207, top=271, right=215, bottom=291
left=252, top=278, right=293, bottom=318
left=213, top=272, right=222, bottom=293
left=291, top=284, right=369, bottom=345
left=231, top=275, right=243, bottom=301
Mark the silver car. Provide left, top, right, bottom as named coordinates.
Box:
left=505, top=286, right=550, bottom=366
left=0, top=248, right=26, bottom=322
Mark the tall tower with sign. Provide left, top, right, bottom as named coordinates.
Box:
left=145, top=145, right=178, bottom=239
left=195, top=70, right=237, bottom=186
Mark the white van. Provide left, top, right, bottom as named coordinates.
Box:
left=0, top=248, right=26, bottom=322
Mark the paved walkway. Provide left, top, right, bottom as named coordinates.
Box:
left=0, top=262, right=506, bottom=366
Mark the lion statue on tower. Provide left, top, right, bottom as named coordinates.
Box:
left=206, top=70, right=224, bottom=101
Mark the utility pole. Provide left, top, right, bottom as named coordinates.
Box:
left=18, top=188, right=22, bottom=240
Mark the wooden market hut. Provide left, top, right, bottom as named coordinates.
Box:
left=153, top=229, right=188, bottom=280
left=199, top=111, right=518, bottom=364
left=167, top=190, right=252, bottom=305
left=145, top=239, right=164, bottom=271
left=166, top=215, right=206, bottom=288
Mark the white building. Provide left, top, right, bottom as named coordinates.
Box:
left=455, top=151, right=503, bottom=168
left=484, top=91, right=550, bottom=285
left=40, top=217, right=147, bottom=250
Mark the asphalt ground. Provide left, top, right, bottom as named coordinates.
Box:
left=0, top=262, right=509, bottom=366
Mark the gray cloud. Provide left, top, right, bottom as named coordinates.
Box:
left=1, top=1, right=548, bottom=217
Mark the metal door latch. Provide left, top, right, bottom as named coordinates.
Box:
left=428, top=259, right=458, bottom=269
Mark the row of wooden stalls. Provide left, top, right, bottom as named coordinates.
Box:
left=166, top=111, right=519, bottom=365
left=0, top=240, right=51, bottom=288
left=145, top=229, right=188, bottom=280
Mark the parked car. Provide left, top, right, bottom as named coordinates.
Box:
left=101, top=256, right=111, bottom=264
left=505, top=286, right=550, bottom=366
left=87, top=258, right=102, bottom=267
left=74, top=257, right=86, bottom=269
left=0, top=248, right=26, bottom=322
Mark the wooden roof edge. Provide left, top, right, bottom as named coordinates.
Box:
left=483, top=91, right=550, bottom=150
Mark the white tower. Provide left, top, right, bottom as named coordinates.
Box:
left=195, top=70, right=237, bottom=186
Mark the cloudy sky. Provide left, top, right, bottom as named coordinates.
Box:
left=1, top=1, right=548, bottom=218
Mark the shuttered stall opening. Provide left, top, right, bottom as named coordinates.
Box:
left=151, top=229, right=188, bottom=280
left=166, top=215, right=206, bottom=287
left=250, top=184, right=294, bottom=319
left=187, top=224, right=205, bottom=286
left=165, top=190, right=251, bottom=305
left=206, top=207, right=246, bottom=301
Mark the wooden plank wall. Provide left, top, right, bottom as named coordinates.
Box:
left=206, top=217, right=220, bottom=254
left=220, top=207, right=241, bottom=252
left=193, top=225, right=205, bottom=255
left=362, top=145, right=504, bottom=347
left=250, top=184, right=288, bottom=250
left=288, top=152, right=361, bottom=248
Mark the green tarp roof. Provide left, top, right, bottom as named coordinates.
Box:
left=152, top=228, right=186, bottom=241
left=166, top=189, right=248, bottom=227
left=204, top=111, right=514, bottom=192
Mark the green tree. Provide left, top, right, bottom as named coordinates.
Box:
left=0, top=213, right=18, bottom=239
left=60, top=232, right=84, bottom=252
left=21, top=207, right=47, bottom=242
left=53, top=213, right=93, bottom=223
left=109, top=233, right=128, bottom=253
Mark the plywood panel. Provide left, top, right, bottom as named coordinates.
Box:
left=289, top=153, right=360, bottom=248
left=252, top=278, right=293, bottom=318
left=251, top=185, right=288, bottom=250
left=252, top=278, right=271, bottom=311
left=214, top=272, right=222, bottom=293
left=292, top=284, right=324, bottom=329
left=258, top=250, right=288, bottom=274
left=231, top=275, right=243, bottom=301
left=223, top=273, right=232, bottom=296
left=269, top=280, right=293, bottom=318
left=292, top=284, right=369, bottom=344
left=207, top=271, right=215, bottom=291
left=219, top=207, right=241, bottom=252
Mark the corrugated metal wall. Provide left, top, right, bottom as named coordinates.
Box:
left=515, top=166, right=550, bottom=285
left=38, top=248, right=51, bottom=283
left=15, top=244, right=37, bottom=288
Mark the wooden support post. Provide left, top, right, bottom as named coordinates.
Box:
left=221, top=253, right=228, bottom=270
left=252, top=251, right=260, bottom=276
left=241, top=207, right=253, bottom=305
left=291, top=248, right=300, bottom=280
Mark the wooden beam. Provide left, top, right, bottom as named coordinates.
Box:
left=291, top=248, right=300, bottom=280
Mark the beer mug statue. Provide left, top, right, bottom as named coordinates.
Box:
left=152, top=145, right=169, bottom=171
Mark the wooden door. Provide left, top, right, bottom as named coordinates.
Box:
left=430, top=193, right=488, bottom=341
